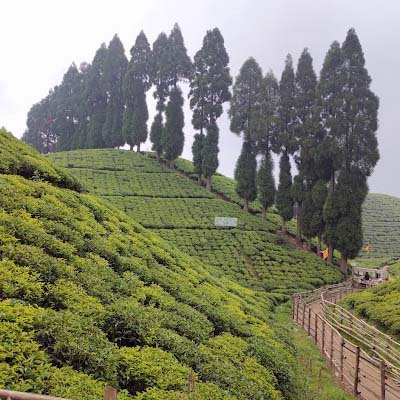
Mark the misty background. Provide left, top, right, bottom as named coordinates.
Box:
left=1, top=0, right=399, bottom=195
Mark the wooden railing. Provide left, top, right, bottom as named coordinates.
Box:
left=292, top=281, right=400, bottom=400
left=0, top=386, right=117, bottom=400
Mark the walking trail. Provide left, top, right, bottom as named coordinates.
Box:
left=293, top=281, right=400, bottom=400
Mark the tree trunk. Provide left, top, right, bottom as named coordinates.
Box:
left=307, top=238, right=312, bottom=251
left=205, top=176, right=212, bottom=191
left=281, top=220, right=286, bottom=234
left=129, top=144, right=133, bottom=151
left=156, top=153, right=161, bottom=162
left=340, top=254, right=348, bottom=275
left=197, top=175, right=202, bottom=186
left=296, top=206, right=302, bottom=243
left=169, top=160, right=175, bottom=169
left=328, top=243, right=334, bottom=263
left=262, top=207, right=266, bottom=219
left=317, top=236, right=321, bottom=257
left=243, top=198, right=249, bottom=213
left=137, top=143, right=141, bottom=152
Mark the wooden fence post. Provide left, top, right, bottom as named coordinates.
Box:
left=308, top=308, right=311, bottom=336
left=340, top=338, right=345, bottom=382
left=353, top=347, right=360, bottom=396
left=380, top=361, right=386, bottom=400
left=291, top=297, right=295, bottom=319
left=302, top=304, right=306, bottom=328
left=314, top=314, right=318, bottom=344
left=329, top=327, right=334, bottom=368
left=322, top=319, right=325, bottom=354
left=104, top=386, right=117, bottom=400
left=296, top=301, right=300, bottom=323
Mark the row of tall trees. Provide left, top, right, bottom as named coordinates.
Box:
left=23, top=27, right=378, bottom=269
left=23, top=24, right=193, bottom=170
left=229, top=29, right=379, bottom=271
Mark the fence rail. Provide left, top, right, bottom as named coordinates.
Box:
left=292, top=280, right=400, bottom=400
left=0, top=387, right=117, bottom=400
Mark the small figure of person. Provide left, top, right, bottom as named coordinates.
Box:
left=364, top=271, right=370, bottom=281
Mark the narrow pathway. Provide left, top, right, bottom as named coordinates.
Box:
left=293, top=283, right=400, bottom=400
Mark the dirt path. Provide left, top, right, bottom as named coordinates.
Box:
left=302, top=297, right=400, bottom=400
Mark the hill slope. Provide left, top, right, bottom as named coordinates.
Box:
left=0, top=128, right=306, bottom=399
left=49, top=149, right=342, bottom=294
left=354, top=193, right=400, bottom=266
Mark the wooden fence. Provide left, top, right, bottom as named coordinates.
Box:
left=292, top=280, right=400, bottom=400
left=0, top=387, right=117, bottom=400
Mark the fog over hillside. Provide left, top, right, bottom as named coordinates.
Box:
left=1, top=0, right=399, bottom=195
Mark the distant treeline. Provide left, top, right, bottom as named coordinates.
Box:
left=23, top=26, right=379, bottom=270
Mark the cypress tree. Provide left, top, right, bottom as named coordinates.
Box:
left=234, top=140, right=257, bottom=212
left=258, top=71, right=279, bottom=154
left=275, top=55, right=296, bottom=230
left=150, top=113, right=164, bottom=161
left=293, top=49, right=317, bottom=242
left=167, top=23, right=192, bottom=88
left=150, top=33, right=170, bottom=157
left=276, top=151, right=293, bottom=231
left=229, top=57, right=263, bottom=142
left=23, top=91, right=57, bottom=153
left=291, top=174, right=305, bottom=241
left=257, top=152, right=276, bottom=218
left=192, top=133, right=204, bottom=184
left=123, top=31, right=152, bottom=151
left=163, top=87, right=184, bottom=168
left=54, top=63, right=82, bottom=151
left=311, top=179, right=328, bottom=256
left=189, top=28, right=232, bottom=190
left=202, top=122, right=219, bottom=190
left=276, top=54, right=297, bottom=154
left=162, top=24, right=192, bottom=167
left=86, top=43, right=108, bottom=149
left=102, top=35, right=128, bottom=148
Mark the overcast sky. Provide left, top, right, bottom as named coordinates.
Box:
left=1, top=0, right=399, bottom=196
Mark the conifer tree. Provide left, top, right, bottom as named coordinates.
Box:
left=163, top=87, right=184, bottom=168
left=54, top=63, right=82, bottom=151
left=276, top=151, right=293, bottom=231
left=257, top=153, right=276, bottom=218
left=202, top=122, right=219, bottom=189
left=229, top=57, right=263, bottom=142
left=150, top=113, right=164, bottom=161
left=257, top=71, right=279, bottom=155
left=311, top=179, right=328, bottom=255
left=123, top=31, right=152, bottom=151
left=150, top=32, right=170, bottom=157
left=102, top=35, right=128, bottom=148
left=192, top=133, right=204, bottom=184
left=189, top=28, right=232, bottom=189
left=291, top=174, right=305, bottom=241
left=235, top=140, right=257, bottom=212
left=293, top=49, right=317, bottom=242
left=23, top=91, right=57, bottom=153
left=86, top=43, right=108, bottom=149
left=276, top=55, right=296, bottom=228
left=162, top=24, right=192, bottom=167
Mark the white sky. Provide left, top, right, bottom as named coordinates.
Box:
left=1, top=0, right=399, bottom=195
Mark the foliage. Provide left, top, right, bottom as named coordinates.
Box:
left=0, top=127, right=82, bottom=191
left=276, top=152, right=293, bottom=223
left=342, top=279, right=400, bottom=339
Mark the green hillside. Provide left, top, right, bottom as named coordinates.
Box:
left=354, top=193, right=400, bottom=267
left=49, top=149, right=342, bottom=294
left=342, top=279, right=400, bottom=339
left=0, top=129, right=354, bottom=400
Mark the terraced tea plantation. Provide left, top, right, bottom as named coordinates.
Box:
left=50, top=149, right=342, bottom=294
left=355, top=193, right=400, bottom=265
